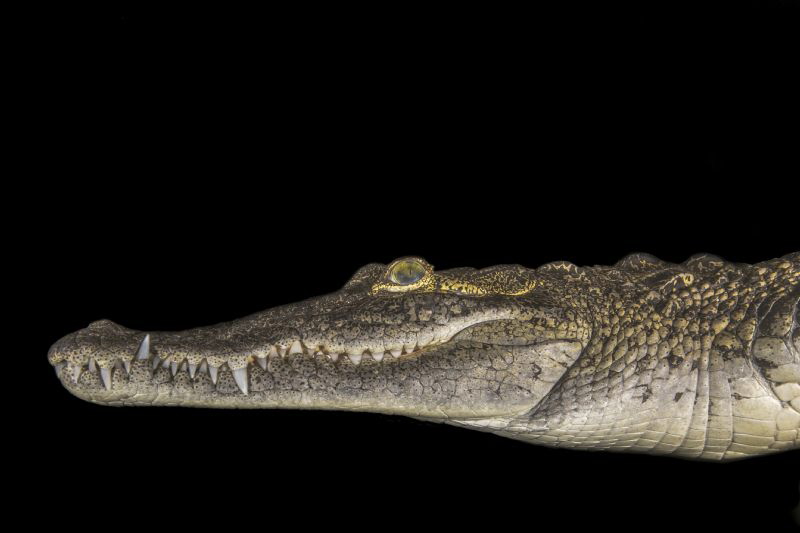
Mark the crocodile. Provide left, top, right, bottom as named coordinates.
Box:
left=48, top=253, right=800, bottom=461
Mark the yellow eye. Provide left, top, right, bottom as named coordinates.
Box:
left=389, top=259, right=427, bottom=285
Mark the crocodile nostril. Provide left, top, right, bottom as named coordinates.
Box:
left=87, top=319, right=124, bottom=331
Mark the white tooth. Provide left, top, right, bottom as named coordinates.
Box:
left=170, top=362, right=178, bottom=376
left=373, top=352, right=385, bottom=362
left=348, top=353, right=362, bottom=365
left=100, top=367, right=112, bottom=390
left=136, top=334, right=150, bottom=360
left=232, top=367, right=248, bottom=395
left=88, top=358, right=97, bottom=372
left=54, top=361, right=67, bottom=373
left=208, top=365, right=219, bottom=384
left=199, top=360, right=208, bottom=375
left=71, top=364, right=83, bottom=383
left=152, top=357, right=162, bottom=370
left=121, top=359, right=131, bottom=375
left=188, top=363, right=198, bottom=378
left=268, top=346, right=279, bottom=358
left=257, top=357, right=267, bottom=370
left=289, top=340, right=304, bottom=355
left=277, top=345, right=287, bottom=357
left=390, top=348, right=402, bottom=358
left=328, top=353, right=339, bottom=362
left=314, top=350, right=324, bottom=356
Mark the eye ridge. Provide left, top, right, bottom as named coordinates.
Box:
left=389, top=259, right=426, bottom=285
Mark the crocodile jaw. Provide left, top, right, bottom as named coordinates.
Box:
left=48, top=308, right=576, bottom=419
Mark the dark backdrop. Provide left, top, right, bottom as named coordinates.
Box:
left=27, top=4, right=798, bottom=531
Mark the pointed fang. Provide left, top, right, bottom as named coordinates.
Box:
left=188, top=363, right=197, bottom=379
left=71, top=364, right=83, bottom=384
left=208, top=365, right=219, bottom=384
left=289, top=340, right=304, bottom=355
left=136, top=334, right=151, bottom=360
left=257, top=357, right=267, bottom=370
left=232, top=367, right=248, bottom=395
left=100, top=367, right=112, bottom=390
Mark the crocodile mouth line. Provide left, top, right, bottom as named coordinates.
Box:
left=51, top=331, right=462, bottom=396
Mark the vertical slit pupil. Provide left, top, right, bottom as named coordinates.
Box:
left=391, top=261, right=424, bottom=285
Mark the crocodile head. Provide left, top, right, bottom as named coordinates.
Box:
left=48, top=256, right=589, bottom=421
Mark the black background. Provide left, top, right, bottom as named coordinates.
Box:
left=25, top=3, right=799, bottom=531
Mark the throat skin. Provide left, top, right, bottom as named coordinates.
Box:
left=48, top=253, right=800, bottom=461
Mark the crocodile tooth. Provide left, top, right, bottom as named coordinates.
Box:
left=54, top=361, right=67, bottom=373
left=121, top=359, right=131, bottom=375
left=314, top=349, right=324, bottom=356
left=390, top=348, right=402, bottom=358
left=100, top=367, right=112, bottom=390
left=232, top=367, right=248, bottom=395
left=188, top=363, right=198, bottom=378
left=268, top=346, right=279, bottom=358
left=152, top=357, right=162, bottom=370
left=199, top=360, right=208, bottom=375
left=277, top=345, right=287, bottom=357
left=348, top=353, right=362, bottom=365
left=289, top=340, right=304, bottom=355
left=136, top=334, right=150, bottom=360
left=256, top=356, right=267, bottom=370
left=170, top=362, right=178, bottom=376
left=373, top=351, right=384, bottom=362
left=71, top=364, right=83, bottom=384
left=328, top=353, right=339, bottom=362
left=208, top=365, right=219, bottom=384
left=88, top=358, right=97, bottom=372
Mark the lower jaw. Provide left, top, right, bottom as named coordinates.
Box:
left=56, top=358, right=519, bottom=418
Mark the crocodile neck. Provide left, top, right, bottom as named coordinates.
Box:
left=448, top=254, right=799, bottom=459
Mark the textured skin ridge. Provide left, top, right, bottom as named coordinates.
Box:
left=48, top=253, right=799, bottom=460
left=451, top=252, right=799, bottom=460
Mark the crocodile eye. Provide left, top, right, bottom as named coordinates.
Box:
left=389, top=259, right=426, bottom=285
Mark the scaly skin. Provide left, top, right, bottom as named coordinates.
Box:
left=48, top=253, right=800, bottom=460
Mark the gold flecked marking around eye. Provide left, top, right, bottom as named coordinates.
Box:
left=371, top=258, right=539, bottom=297
left=437, top=278, right=487, bottom=295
